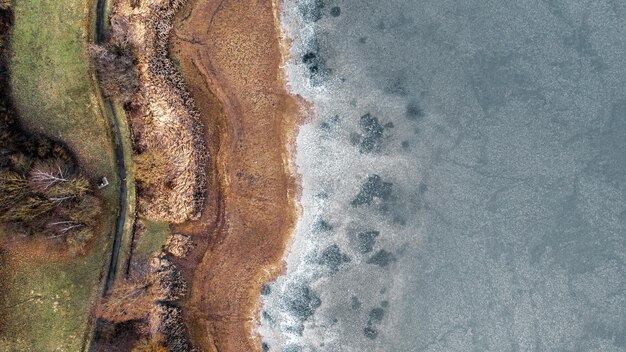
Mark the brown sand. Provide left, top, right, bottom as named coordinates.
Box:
left=169, top=0, right=302, bottom=350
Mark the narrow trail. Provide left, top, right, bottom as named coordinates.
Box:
left=95, top=0, right=128, bottom=299
left=83, top=0, right=131, bottom=350
left=102, top=100, right=128, bottom=294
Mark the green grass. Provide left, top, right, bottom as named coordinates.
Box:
left=135, top=219, right=172, bottom=260
left=9, top=0, right=117, bottom=189
left=0, top=0, right=121, bottom=350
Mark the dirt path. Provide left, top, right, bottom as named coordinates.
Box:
left=170, top=0, right=302, bottom=350
left=85, top=1, right=134, bottom=349
left=94, top=0, right=131, bottom=299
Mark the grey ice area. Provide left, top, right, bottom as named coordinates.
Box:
left=261, top=1, right=626, bottom=351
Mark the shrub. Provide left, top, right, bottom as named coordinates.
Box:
left=131, top=338, right=168, bottom=352
left=98, top=271, right=156, bottom=322
left=133, top=151, right=169, bottom=189
left=89, top=44, right=139, bottom=103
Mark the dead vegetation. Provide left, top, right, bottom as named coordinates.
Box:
left=164, top=234, right=193, bottom=257
left=97, top=238, right=196, bottom=351
left=132, top=338, right=169, bottom=352
left=89, top=43, right=139, bottom=103
left=98, top=257, right=186, bottom=322
left=91, top=0, right=206, bottom=223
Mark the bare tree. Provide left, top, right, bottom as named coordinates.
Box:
left=28, top=160, right=70, bottom=191
left=46, top=220, right=84, bottom=237
left=1, top=153, right=102, bottom=251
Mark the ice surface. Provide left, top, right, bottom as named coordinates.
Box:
left=260, top=1, right=626, bottom=351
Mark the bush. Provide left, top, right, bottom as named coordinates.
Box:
left=131, top=339, right=168, bottom=352
left=133, top=151, right=169, bottom=189
left=89, top=44, right=139, bottom=103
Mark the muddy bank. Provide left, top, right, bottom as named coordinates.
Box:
left=170, top=0, right=302, bottom=350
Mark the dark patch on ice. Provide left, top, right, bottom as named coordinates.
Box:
left=357, top=230, right=379, bottom=254
left=262, top=311, right=274, bottom=324
left=283, top=282, right=322, bottom=323
left=330, top=6, right=341, bottom=17
left=302, top=51, right=322, bottom=74
left=359, top=36, right=367, bottom=44
left=384, top=121, right=394, bottom=128
left=351, top=296, right=362, bottom=310
left=368, top=307, right=385, bottom=324
left=381, top=300, right=389, bottom=308
left=366, top=249, right=396, bottom=267
left=315, top=191, right=329, bottom=199
left=562, top=20, right=608, bottom=72
left=357, top=113, right=385, bottom=153
left=313, top=244, right=351, bottom=273
left=262, top=342, right=270, bottom=352
left=363, top=306, right=386, bottom=340
left=261, top=284, right=272, bottom=295
left=285, top=326, right=303, bottom=335
left=299, top=0, right=324, bottom=22
left=406, top=101, right=425, bottom=120
left=300, top=39, right=329, bottom=84
left=319, top=114, right=340, bottom=134
left=313, top=219, right=334, bottom=232
left=352, top=175, right=393, bottom=206
left=364, top=326, right=378, bottom=339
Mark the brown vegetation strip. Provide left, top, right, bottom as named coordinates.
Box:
left=170, top=0, right=303, bottom=350
left=101, top=0, right=207, bottom=224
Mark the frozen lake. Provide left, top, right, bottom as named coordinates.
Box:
left=260, top=1, right=626, bottom=351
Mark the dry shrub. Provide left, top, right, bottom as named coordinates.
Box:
left=106, top=0, right=207, bottom=223
left=132, top=338, right=168, bottom=352
left=98, top=258, right=186, bottom=322
left=133, top=150, right=169, bottom=191
left=98, top=273, right=155, bottom=322
left=149, top=303, right=193, bottom=352
left=89, top=44, right=139, bottom=103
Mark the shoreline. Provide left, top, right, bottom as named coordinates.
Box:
left=170, top=0, right=304, bottom=350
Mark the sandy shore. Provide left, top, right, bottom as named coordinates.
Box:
left=169, top=0, right=302, bottom=350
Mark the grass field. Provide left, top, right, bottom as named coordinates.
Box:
left=135, top=218, right=172, bottom=260
left=0, top=0, right=120, bottom=350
